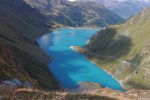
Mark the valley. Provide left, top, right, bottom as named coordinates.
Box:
left=37, top=28, right=124, bottom=91
left=0, top=0, right=150, bottom=100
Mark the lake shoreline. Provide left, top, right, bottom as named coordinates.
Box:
left=38, top=28, right=125, bottom=92
left=70, top=46, right=128, bottom=92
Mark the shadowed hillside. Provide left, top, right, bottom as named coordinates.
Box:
left=0, top=0, right=58, bottom=89
left=87, top=28, right=132, bottom=58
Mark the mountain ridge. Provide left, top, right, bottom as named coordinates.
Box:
left=24, top=0, right=123, bottom=27
left=72, top=0, right=150, bottom=19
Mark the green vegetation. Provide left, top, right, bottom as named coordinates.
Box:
left=84, top=7, right=150, bottom=89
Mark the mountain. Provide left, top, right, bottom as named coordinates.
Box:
left=0, top=0, right=150, bottom=99
left=92, top=0, right=150, bottom=19
left=81, top=7, right=150, bottom=90
left=0, top=0, right=122, bottom=90
left=24, top=0, right=123, bottom=27
left=0, top=0, right=58, bottom=89
left=73, top=0, right=150, bottom=19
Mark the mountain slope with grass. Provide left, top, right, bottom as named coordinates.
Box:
left=24, top=0, right=123, bottom=27
left=82, top=7, right=150, bottom=90
left=0, top=0, right=58, bottom=89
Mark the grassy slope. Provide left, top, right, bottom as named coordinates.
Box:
left=84, top=7, right=150, bottom=89
left=0, top=0, right=58, bottom=89
left=24, top=0, right=123, bottom=27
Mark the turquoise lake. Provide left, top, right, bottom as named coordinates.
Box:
left=37, top=28, right=123, bottom=91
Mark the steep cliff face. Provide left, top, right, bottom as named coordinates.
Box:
left=83, top=7, right=150, bottom=90
left=0, top=0, right=58, bottom=89
left=24, top=0, right=123, bottom=27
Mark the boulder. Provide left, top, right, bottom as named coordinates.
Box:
left=2, top=79, right=32, bottom=88
left=2, top=80, right=17, bottom=87
left=23, top=81, right=32, bottom=88
left=11, top=79, right=23, bottom=86
left=2, top=79, right=22, bottom=87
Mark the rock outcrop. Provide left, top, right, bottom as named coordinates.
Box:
left=2, top=79, right=32, bottom=88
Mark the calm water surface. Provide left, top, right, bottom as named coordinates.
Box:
left=37, top=28, right=123, bottom=91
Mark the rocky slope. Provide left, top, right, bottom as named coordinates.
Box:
left=82, top=7, right=150, bottom=90
left=24, top=0, right=123, bottom=27
left=0, top=0, right=58, bottom=89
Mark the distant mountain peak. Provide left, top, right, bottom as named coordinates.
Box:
left=91, top=0, right=150, bottom=18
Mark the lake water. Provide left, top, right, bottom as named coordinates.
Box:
left=37, top=28, right=123, bottom=91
